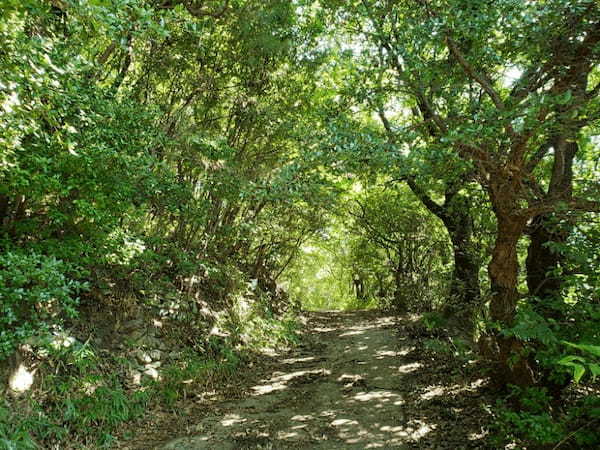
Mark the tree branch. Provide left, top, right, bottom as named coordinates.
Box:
left=445, top=36, right=505, bottom=111
left=405, top=178, right=447, bottom=221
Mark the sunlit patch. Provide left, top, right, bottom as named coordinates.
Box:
left=434, top=378, right=486, bottom=398
left=221, top=414, right=246, bottom=427
left=291, top=414, right=314, bottom=422
left=49, top=333, right=76, bottom=350
left=251, top=369, right=330, bottom=395
left=281, top=356, right=317, bottom=364
left=331, top=418, right=359, bottom=426
left=469, top=431, right=489, bottom=440
left=337, top=373, right=362, bottom=382
left=470, top=378, right=485, bottom=389
left=408, top=421, right=434, bottom=439
left=396, top=347, right=413, bottom=356
left=339, top=330, right=366, bottom=337
left=314, top=327, right=336, bottom=332
left=345, top=430, right=372, bottom=444
left=278, top=430, right=301, bottom=439
left=82, top=380, right=102, bottom=395
left=397, top=362, right=421, bottom=373
left=353, top=390, right=400, bottom=402
left=251, top=382, right=287, bottom=395
left=420, top=385, right=446, bottom=400
left=338, top=427, right=369, bottom=441
left=380, top=425, right=405, bottom=432
left=8, top=363, right=36, bottom=394
left=277, top=368, right=330, bottom=382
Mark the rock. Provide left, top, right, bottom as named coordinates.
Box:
left=143, top=367, right=160, bottom=380
left=147, top=361, right=162, bottom=369
left=129, top=370, right=142, bottom=386
left=135, top=350, right=152, bottom=364
left=150, top=349, right=163, bottom=361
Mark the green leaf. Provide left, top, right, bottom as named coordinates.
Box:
left=573, top=364, right=586, bottom=383
left=557, top=355, right=586, bottom=364
left=563, top=341, right=600, bottom=358
left=589, top=364, right=600, bottom=381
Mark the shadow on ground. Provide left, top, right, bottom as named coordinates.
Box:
left=158, top=310, right=494, bottom=449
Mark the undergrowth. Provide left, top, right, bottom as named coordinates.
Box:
left=491, top=386, right=600, bottom=448
left=0, top=297, right=301, bottom=449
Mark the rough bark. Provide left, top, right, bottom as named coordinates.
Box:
left=407, top=179, right=481, bottom=330
left=488, top=213, right=536, bottom=386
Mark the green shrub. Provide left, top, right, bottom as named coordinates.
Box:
left=493, top=387, right=565, bottom=446
left=493, top=386, right=600, bottom=448
left=0, top=250, right=85, bottom=359
left=0, top=339, right=150, bottom=449
left=420, top=311, right=447, bottom=331
left=157, top=347, right=240, bottom=408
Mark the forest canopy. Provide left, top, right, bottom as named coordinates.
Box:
left=1, top=0, right=599, bottom=448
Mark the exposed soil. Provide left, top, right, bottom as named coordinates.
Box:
left=126, top=310, right=495, bottom=449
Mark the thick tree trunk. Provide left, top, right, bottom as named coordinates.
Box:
left=488, top=215, right=535, bottom=386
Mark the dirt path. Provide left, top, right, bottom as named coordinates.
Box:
left=158, top=310, right=493, bottom=449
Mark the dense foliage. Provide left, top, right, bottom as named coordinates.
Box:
left=1, top=0, right=599, bottom=448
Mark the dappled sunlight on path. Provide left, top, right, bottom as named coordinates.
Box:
left=161, top=310, right=492, bottom=449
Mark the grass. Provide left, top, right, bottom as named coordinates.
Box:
left=0, top=299, right=302, bottom=449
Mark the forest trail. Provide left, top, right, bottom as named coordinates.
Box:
left=157, top=310, right=491, bottom=449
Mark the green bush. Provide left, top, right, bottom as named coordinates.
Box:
left=493, top=387, right=565, bottom=447
left=0, top=339, right=150, bottom=449
left=493, top=386, right=600, bottom=448
left=0, top=250, right=86, bottom=359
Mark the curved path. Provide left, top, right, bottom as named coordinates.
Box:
left=159, top=310, right=491, bottom=449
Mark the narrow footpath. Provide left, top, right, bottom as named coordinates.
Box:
left=157, top=310, right=493, bottom=449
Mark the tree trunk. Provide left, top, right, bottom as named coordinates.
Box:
left=488, top=215, right=535, bottom=386
left=526, top=217, right=565, bottom=300
left=525, top=138, right=577, bottom=315
left=405, top=180, right=481, bottom=329
left=0, top=195, right=10, bottom=229
left=442, top=210, right=481, bottom=330
left=393, top=263, right=406, bottom=312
